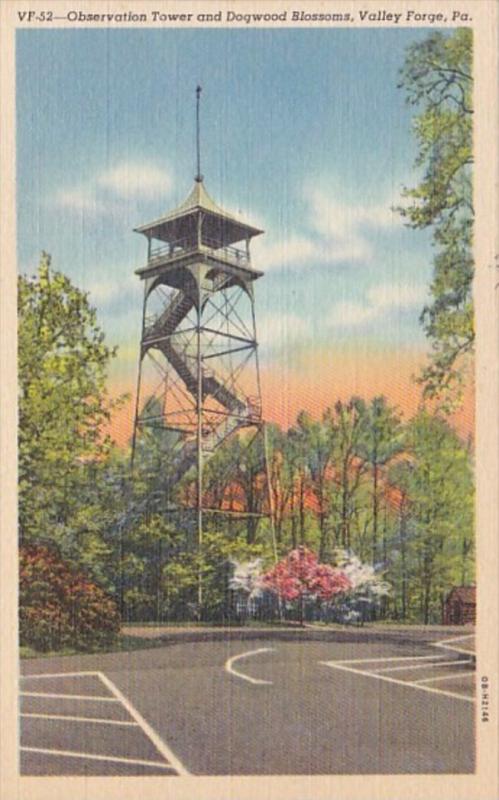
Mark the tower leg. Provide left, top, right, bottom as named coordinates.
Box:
left=251, top=295, right=278, bottom=565
left=131, top=285, right=148, bottom=473
left=196, top=290, right=203, bottom=616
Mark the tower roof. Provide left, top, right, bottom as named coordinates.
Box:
left=134, top=179, right=263, bottom=247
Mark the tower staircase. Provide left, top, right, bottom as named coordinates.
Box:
left=142, top=286, right=252, bottom=484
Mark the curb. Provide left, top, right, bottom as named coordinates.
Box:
left=122, top=625, right=474, bottom=648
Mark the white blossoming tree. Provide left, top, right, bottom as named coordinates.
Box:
left=335, top=550, right=391, bottom=599
left=228, top=558, right=265, bottom=619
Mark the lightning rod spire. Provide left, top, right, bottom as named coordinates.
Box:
left=195, top=85, right=203, bottom=183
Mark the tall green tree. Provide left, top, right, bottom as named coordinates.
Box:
left=355, top=397, right=404, bottom=564
left=287, top=415, right=315, bottom=547
left=297, top=411, right=336, bottom=561
left=18, top=254, right=120, bottom=546
left=391, top=411, right=474, bottom=623
left=327, top=398, right=368, bottom=551
left=399, top=29, right=473, bottom=409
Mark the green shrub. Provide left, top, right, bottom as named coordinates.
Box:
left=19, top=544, right=120, bottom=652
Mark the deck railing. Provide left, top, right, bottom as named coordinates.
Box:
left=148, top=237, right=250, bottom=268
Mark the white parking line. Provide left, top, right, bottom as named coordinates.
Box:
left=21, top=669, right=190, bottom=776
left=21, top=692, right=119, bottom=702
left=331, top=655, right=448, bottom=665
left=415, top=671, right=474, bottom=684
left=21, top=671, right=101, bottom=680
left=433, top=634, right=475, bottom=656
left=435, top=634, right=475, bottom=645
left=97, top=672, right=190, bottom=776
left=20, top=746, right=176, bottom=770
left=320, top=660, right=475, bottom=703
left=374, top=659, right=472, bottom=674
left=225, top=648, right=275, bottom=685
left=21, top=712, right=140, bottom=727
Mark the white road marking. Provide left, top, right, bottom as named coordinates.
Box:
left=320, top=660, right=474, bottom=703
left=97, top=671, right=189, bottom=776
left=433, top=634, right=475, bottom=657
left=415, top=671, right=474, bottom=684
left=21, top=671, right=101, bottom=680
left=225, top=647, right=275, bottom=685
left=21, top=712, right=140, bottom=727
left=331, top=655, right=448, bottom=665
left=20, top=746, right=176, bottom=770
left=373, top=659, right=472, bottom=674
left=21, top=692, right=118, bottom=702
left=435, top=634, right=475, bottom=645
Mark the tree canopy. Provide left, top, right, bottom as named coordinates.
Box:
left=18, top=253, right=120, bottom=544
left=398, top=29, right=473, bottom=409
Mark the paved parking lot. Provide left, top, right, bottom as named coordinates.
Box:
left=20, top=629, right=475, bottom=775
left=20, top=671, right=187, bottom=775
left=321, top=651, right=474, bottom=702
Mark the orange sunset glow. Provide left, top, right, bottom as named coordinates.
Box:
left=106, top=343, right=474, bottom=449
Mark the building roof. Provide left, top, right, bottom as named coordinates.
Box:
left=134, top=179, right=263, bottom=246
left=446, top=586, right=476, bottom=604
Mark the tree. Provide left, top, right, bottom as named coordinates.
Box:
left=266, top=425, right=295, bottom=546
left=355, top=397, right=404, bottom=564
left=327, top=399, right=368, bottom=551
left=334, top=550, right=391, bottom=602
left=262, top=546, right=350, bottom=623
left=287, top=420, right=314, bottom=547
left=391, top=411, right=474, bottom=623
left=295, top=412, right=336, bottom=561
left=162, top=531, right=265, bottom=622
left=18, top=254, right=121, bottom=547
left=398, top=30, right=473, bottom=409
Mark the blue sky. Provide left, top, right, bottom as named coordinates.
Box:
left=17, top=27, right=438, bottom=389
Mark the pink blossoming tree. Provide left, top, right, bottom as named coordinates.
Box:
left=262, top=546, right=351, bottom=624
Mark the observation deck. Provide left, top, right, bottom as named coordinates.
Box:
left=134, top=178, right=264, bottom=285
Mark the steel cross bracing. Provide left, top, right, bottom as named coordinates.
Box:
left=132, top=257, right=266, bottom=517
left=130, top=166, right=281, bottom=604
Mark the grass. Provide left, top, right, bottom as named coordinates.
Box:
left=121, top=620, right=216, bottom=628
left=19, top=619, right=301, bottom=659
left=19, top=634, right=170, bottom=660
left=20, top=619, right=459, bottom=659
left=121, top=619, right=291, bottom=628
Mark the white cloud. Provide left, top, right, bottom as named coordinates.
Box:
left=55, top=187, right=106, bottom=214
left=98, top=161, right=172, bottom=199
left=305, top=185, right=398, bottom=262
left=329, top=301, right=379, bottom=327
left=257, top=312, right=309, bottom=349
left=329, top=282, right=428, bottom=329
left=367, top=283, right=427, bottom=309
left=253, top=182, right=400, bottom=271
left=83, top=272, right=138, bottom=305
left=53, top=159, right=172, bottom=214
left=252, top=234, right=319, bottom=271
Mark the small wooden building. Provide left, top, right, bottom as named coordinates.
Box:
left=443, top=586, right=476, bottom=625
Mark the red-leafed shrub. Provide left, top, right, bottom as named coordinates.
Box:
left=19, top=544, right=120, bottom=652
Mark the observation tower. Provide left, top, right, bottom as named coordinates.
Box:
left=131, top=88, right=274, bottom=599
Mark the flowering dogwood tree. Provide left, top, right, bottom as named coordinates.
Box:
left=262, top=547, right=351, bottom=623
left=229, top=558, right=265, bottom=598
left=334, top=550, right=391, bottom=600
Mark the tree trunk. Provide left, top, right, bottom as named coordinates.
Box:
left=291, top=491, right=297, bottom=548
left=299, top=479, right=305, bottom=544
left=372, top=462, right=378, bottom=564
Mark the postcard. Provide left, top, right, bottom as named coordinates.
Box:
left=0, top=1, right=497, bottom=798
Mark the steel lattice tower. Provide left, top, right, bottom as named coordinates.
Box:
left=131, top=89, right=274, bottom=603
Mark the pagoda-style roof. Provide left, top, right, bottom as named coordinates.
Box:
left=134, top=179, right=263, bottom=247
